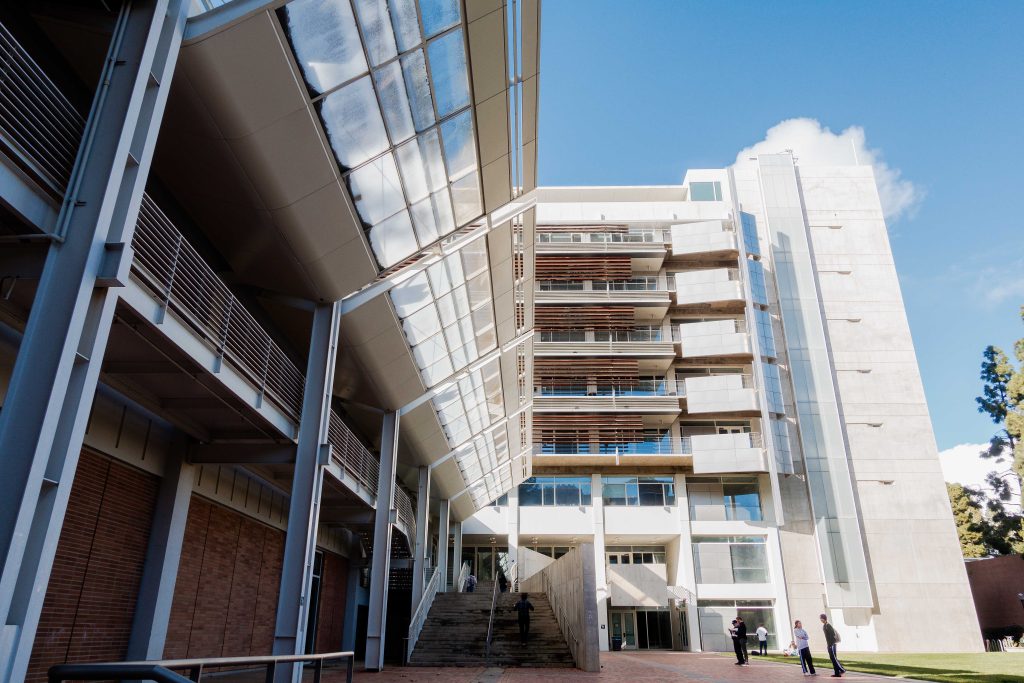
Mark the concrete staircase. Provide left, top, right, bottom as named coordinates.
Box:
left=409, top=586, right=575, bottom=667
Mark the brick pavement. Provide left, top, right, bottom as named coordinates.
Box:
left=338, top=651, right=890, bottom=682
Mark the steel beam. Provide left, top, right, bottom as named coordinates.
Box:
left=126, top=446, right=196, bottom=660
left=272, top=302, right=341, bottom=681
left=364, top=411, right=399, bottom=671
left=410, top=467, right=430, bottom=611
left=188, top=443, right=295, bottom=464
left=0, top=3, right=189, bottom=680
left=436, top=499, right=450, bottom=593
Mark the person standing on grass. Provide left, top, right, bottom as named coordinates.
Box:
left=792, top=620, right=816, bottom=676
left=820, top=614, right=845, bottom=677
left=756, top=623, right=769, bottom=655
left=512, top=593, right=534, bottom=645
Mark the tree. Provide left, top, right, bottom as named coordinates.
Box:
left=970, top=306, right=1024, bottom=555
left=947, top=483, right=988, bottom=558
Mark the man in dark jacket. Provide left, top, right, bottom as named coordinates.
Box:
left=513, top=593, right=535, bottom=644
left=735, top=617, right=749, bottom=665
left=821, top=613, right=845, bottom=677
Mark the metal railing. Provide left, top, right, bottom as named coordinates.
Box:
left=592, top=276, right=660, bottom=291
left=49, top=651, right=355, bottom=683
left=132, top=196, right=306, bottom=419
left=328, top=410, right=379, bottom=493
left=533, top=435, right=679, bottom=456
left=394, top=485, right=416, bottom=537
left=0, top=22, right=84, bottom=194
left=0, top=22, right=310, bottom=425
left=484, top=567, right=502, bottom=659
left=535, top=378, right=674, bottom=397
left=407, top=561, right=444, bottom=661
left=537, top=230, right=667, bottom=244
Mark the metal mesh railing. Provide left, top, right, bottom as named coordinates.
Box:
left=394, top=484, right=416, bottom=537
left=328, top=410, right=379, bottom=493
left=132, top=196, right=305, bottom=419
left=0, top=22, right=83, bottom=194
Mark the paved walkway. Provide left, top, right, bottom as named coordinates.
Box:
left=341, top=651, right=888, bottom=682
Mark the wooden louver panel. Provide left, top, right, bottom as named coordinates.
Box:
left=535, top=358, right=639, bottom=381
left=533, top=413, right=646, bottom=442
left=536, top=255, right=632, bottom=281
left=538, top=224, right=628, bottom=234
left=534, top=306, right=635, bottom=330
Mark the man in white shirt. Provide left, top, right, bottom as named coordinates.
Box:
left=792, top=620, right=816, bottom=676
left=756, top=623, right=769, bottom=655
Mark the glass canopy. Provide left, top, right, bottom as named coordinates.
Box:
left=279, top=0, right=484, bottom=269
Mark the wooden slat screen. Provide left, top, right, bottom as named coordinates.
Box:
left=534, top=306, right=635, bottom=330
left=533, top=413, right=646, bottom=442
left=537, top=224, right=628, bottom=234
left=535, top=358, right=638, bottom=379
left=536, top=255, right=632, bottom=281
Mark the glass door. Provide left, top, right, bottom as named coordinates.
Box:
left=609, top=610, right=637, bottom=649
left=477, top=549, right=494, bottom=581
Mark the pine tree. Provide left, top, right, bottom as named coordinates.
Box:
left=946, top=483, right=988, bottom=558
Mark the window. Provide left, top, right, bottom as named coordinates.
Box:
left=605, top=545, right=667, bottom=565
left=603, top=476, right=675, bottom=506
left=740, top=212, right=760, bottom=257
left=747, top=259, right=768, bottom=306
left=487, top=493, right=509, bottom=507
left=690, top=181, right=722, bottom=201
left=687, top=477, right=763, bottom=521
left=692, top=536, right=768, bottom=584
left=518, top=476, right=592, bottom=506
left=697, top=600, right=776, bottom=652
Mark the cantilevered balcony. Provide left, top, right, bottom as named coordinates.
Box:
left=535, top=277, right=671, bottom=307
left=531, top=432, right=691, bottom=467
left=683, top=374, right=758, bottom=414
left=681, top=432, right=768, bottom=474
left=676, top=319, right=751, bottom=359
left=669, top=220, right=738, bottom=257
left=535, top=327, right=676, bottom=364
left=533, top=379, right=682, bottom=413
left=536, top=229, right=668, bottom=257
left=674, top=269, right=745, bottom=306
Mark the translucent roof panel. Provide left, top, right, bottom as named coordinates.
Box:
left=279, top=0, right=484, bottom=271
left=429, top=356, right=504, bottom=447
left=389, top=236, right=497, bottom=387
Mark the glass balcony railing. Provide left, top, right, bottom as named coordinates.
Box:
left=679, top=432, right=763, bottom=454
left=537, top=230, right=668, bottom=244
left=592, top=277, right=661, bottom=291
left=534, top=434, right=678, bottom=456
left=535, top=378, right=676, bottom=397
left=538, top=327, right=664, bottom=342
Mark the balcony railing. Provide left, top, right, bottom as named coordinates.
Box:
left=593, top=277, right=660, bottom=291
left=533, top=435, right=678, bottom=456
left=0, top=24, right=312, bottom=424
left=538, top=230, right=667, bottom=244
left=538, top=327, right=665, bottom=343
left=0, top=22, right=84, bottom=194
left=672, top=318, right=745, bottom=341
left=328, top=411, right=380, bottom=494
left=133, top=197, right=306, bottom=420
left=535, top=378, right=677, bottom=397
left=395, top=485, right=416, bottom=536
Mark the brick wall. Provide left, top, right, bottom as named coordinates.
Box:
left=965, top=555, right=1024, bottom=630
left=164, top=496, right=286, bottom=658
left=27, top=451, right=159, bottom=683
left=314, top=552, right=349, bottom=652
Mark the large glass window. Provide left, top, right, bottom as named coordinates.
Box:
left=686, top=477, right=763, bottom=521
left=697, top=600, right=776, bottom=652
left=518, top=476, right=592, bottom=506
left=692, top=536, right=768, bottom=584
left=603, top=476, right=675, bottom=507
left=690, top=181, right=722, bottom=201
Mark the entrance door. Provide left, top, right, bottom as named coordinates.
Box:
left=477, top=548, right=494, bottom=581
left=609, top=610, right=637, bottom=649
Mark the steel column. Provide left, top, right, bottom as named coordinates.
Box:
left=0, top=3, right=189, bottom=679
left=452, top=522, right=462, bottom=590
left=436, top=500, right=450, bottom=593
left=410, top=467, right=430, bottom=610
left=126, top=446, right=196, bottom=660
left=272, top=302, right=341, bottom=681
left=364, top=412, right=399, bottom=671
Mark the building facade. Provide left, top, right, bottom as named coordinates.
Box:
left=465, top=161, right=982, bottom=654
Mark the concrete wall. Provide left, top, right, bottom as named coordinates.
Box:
left=607, top=564, right=668, bottom=607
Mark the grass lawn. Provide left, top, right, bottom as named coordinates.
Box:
left=756, top=652, right=1024, bottom=682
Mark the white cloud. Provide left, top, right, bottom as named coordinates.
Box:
left=939, top=442, right=1021, bottom=502
left=733, top=118, right=924, bottom=222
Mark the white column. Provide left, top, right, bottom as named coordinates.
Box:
left=675, top=473, right=701, bottom=651
left=437, top=499, right=450, bottom=592
left=365, top=412, right=399, bottom=671
left=591, top=474, right=609, bottom=650
left=411, top=467, right=430, bottom=609
left=452, top=521, right=463, bottom=590
left=507, top=486, right=520, bottom=580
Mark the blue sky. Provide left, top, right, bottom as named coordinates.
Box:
left=537, top=0, right=1024, bottom=453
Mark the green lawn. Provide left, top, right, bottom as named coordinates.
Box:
left=756, top=652, right=1024, bottom=683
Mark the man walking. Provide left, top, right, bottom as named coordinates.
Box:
left=756, top=623, right=768, bottom=655
left=512, top=593, right=535, bottom=645
left=792, top=620, right=816, bottom=676
left=821, top=614, right=845, bottom=677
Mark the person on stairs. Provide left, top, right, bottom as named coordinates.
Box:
left=466, top=573, right=477, bottom=592
left=512, top=593, right=535, bottom=645
left=498, top=571, right=508, bottom=593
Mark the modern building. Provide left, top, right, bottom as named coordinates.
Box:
left=0, top=0, right=538, bottom=680
left=464, top=163, right=982, bottom=654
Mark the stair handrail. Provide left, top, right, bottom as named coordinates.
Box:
left=407, top=565, right=443, bottom=661
left=484, top=570, right=501, bottom=658
left=456, top=560, right=471, bottom=592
